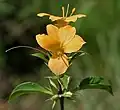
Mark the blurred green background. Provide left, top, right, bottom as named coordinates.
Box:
left=0, top=0, right=120, bottom=110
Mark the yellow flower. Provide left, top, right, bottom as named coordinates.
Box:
left=36, top=24, right=86, bottom=75
left=37, top=4, right=86, bottom=27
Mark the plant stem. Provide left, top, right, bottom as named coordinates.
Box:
left=60, top=96, right=64, bottom=110
left=58, top=80, right=64, bottom=110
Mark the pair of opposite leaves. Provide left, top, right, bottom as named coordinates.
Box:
left=36, top=5, right=86, bottom=75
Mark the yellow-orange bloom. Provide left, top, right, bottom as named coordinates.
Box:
left=36, top=24, right=86, bottom=75
left=37, top=4, right=86, bottom=27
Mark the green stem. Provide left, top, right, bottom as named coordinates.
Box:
left=58, top=80, right=64, bottom=110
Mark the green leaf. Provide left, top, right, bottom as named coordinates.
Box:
left=52, top=101, right=57, bottom=110
left=74, top=76, right=113, bottom=95
left=61, top=91, right=73, bottom=98
left=50, top=95, right=59, bottom=101
left=31, top=53, right=48, bottom=62
left=9, top=82, right=53, bottom=101
left=45, top=76, right=58, bottom=79
left=60, top=75, right=71, bottom=90
left=49, top=79, right=58, bottom=89
left=69, top=51, right=87, bottom=63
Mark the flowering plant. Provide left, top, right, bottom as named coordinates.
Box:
left=8, top=4, right=113, bottom=110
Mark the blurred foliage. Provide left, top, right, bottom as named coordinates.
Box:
left=0, top=0, right=120, bottom=110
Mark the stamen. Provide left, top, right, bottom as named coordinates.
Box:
left=70, top=8, right=76, bottom=16
left=65, top=4, right=69, bottom=17
left=62, top=7, right=65, bottom=17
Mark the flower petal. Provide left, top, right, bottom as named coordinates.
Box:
left=37, top=13, right=62, bottom=21
left=58, top=25, right=76, bottom=45
left=65, top=14, right=86, bottom=22
left=46, top=24, right=59, bottom=40
left=48, top=55, right=69, bottom=75
left=49, top=15, right=62, bottom=21
left=36, top=34, right=60, bottom=52
left=64, top=35, right=86, bottom=53
left=37, top=13, right=50, bottom=17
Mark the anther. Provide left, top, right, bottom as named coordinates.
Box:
left=70, top=8, right=76, bottom=16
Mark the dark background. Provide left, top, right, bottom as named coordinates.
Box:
left=0, top=0, right=120, bottom=110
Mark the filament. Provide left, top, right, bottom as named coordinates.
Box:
left=62, top=7, right=65, bottom=17
left=66, top=4, right=69, bottom=17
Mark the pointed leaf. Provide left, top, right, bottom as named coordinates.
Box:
left=45, top=76, right=58, bottom=79
left=49, top=79, right=58, bottom=89
left=31, top=53, right=48, bottom=62
left=60, top=75, right=71, bottom=90
left=52, top=101, right=57, bottom=110
left=51, top=95, right=59, bottom=101
left=69, top=51, right=87, bottom=63
left=74, top=76, right=113, bottom=95
left=9, top=82, right=53, bottom=101
left=61, top=91, right=73, bottom=98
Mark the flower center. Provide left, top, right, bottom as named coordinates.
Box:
left=53, top=19, right=68, bottom=28
left=57, top=50, right=63, bottom=56
left=52, top=49, right=64, bottom=58
left=57, top=48, right=64, bottom=56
